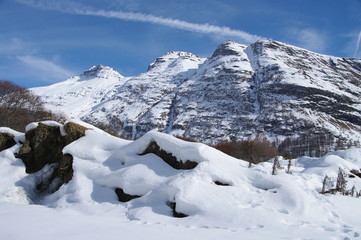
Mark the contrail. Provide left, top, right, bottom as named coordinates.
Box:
left=16, top=0, right=264, bottom=44
left=76, top=9, right=263, bottom=43
left=354, top=31, right=361, bottom=57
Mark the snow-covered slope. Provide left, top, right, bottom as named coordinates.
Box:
left=81, top=51, right=205, bottom=134
left=32, top=65, right=128, bottom=119
left=1, top=122, right=361, bottom=239
left=32, top=40, right=361, bottom=157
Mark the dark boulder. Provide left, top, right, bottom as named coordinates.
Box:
left=16, top=122, right=87, bottom=193
left=167, top=201, right=188, bottom=218
left=350, top=169, right=361, bottom=178
left=63, top=122, right=88, bottom=143
left=214, top=180, right=231, bottom=186
left=17, top=122, right=87, bottom=173
left=140, top=141, right=198, bottom=170
left=0, top=132, right=16, bottom=152
left=115, top=188, right=141, bottom=202
left=17, top=123, right=64, bottom=173
left=35, top=154, right=74, bottom=193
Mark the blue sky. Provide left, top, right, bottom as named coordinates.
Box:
left=1, top=0, right=361, bottom=88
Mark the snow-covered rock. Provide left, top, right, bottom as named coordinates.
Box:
left=32, top=40, right=361, bottom=157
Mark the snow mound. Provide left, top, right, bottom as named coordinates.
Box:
left=1, top=125, right=361, bottom=239
left=0, top=130, right=29, bottom=204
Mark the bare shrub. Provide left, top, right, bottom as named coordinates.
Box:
left=272, top=156, right=282, bottom=175
left=336, top=167, right=347, bottom=194
left=0, top=80, right=65, bottom=131
left=321, top=175, right=330, bottom=194
left=213, top=137, right=279, bottom=164
left=320, top=168, right=360, bottom=197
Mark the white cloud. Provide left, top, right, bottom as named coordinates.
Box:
left=16, top=0, right=264, bottom=44
left=288, top=28, right=326, bottom=53
left=84, top=9, right=263, bottom=43
left=16, top=55, right=74, bottom=83
left=0, top=37, right=38, bottom=56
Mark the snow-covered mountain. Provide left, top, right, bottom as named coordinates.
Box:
left=32, top=65, right=128, bottom=119
left=32, top=40, right=361, bottom=157
left=1, top=121, right=361, bottom=239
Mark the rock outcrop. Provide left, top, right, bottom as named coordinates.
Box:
left=115, top=188, right=141, bottom=202
left=0, top=132, right=16, bottom=152
left=140, top=141, right=198, bottom=170
left=16, top=122, right=87, bottom=193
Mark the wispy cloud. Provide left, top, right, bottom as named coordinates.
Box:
left=288, top=28, right=326, bottom=53
left=16, top=55, right=75, bottom=83
left=0, top=38, right=22, bottom=53
left=0, top=37, right=38, bottom=56
left=16, top=0, right=264, bottom=44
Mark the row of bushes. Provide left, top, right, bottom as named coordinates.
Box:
left=213, top=137, right=279, bottom=164
left=176, top=135, right=280, bottom=164
left=0, top=80, right=65, bottom=132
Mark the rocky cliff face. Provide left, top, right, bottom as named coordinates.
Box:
left=32, top=40, right=361, bottom=157
left=246, top=41, right=361, bottom=156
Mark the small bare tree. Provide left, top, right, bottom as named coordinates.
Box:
left=336, top=167, right=347, bottom=195
left=321, top=175, right=330, bottom=194
left=0, top=80, right=65, bottom=131
left=350, top=185, right=356, bottom=197
left=286, top=159, right=292, bottom=174
left=272, top=156, right=281, bottom=175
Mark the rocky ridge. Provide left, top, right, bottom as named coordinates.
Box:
left=32, top=40, right=361, bottom=157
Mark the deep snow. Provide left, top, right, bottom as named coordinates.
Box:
left=1, top=121, right=361, bottom=239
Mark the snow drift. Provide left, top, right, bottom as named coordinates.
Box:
left=1, top=121, right=361, bottom=239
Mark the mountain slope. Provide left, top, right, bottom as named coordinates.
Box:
left=32, top=40, right=361, bottom=157
left=32, top=65, right=128, bottom=119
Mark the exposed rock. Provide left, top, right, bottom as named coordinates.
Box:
left=35, top=154, right=73, bottom=193
left=63, top=122, right=88, bottom=143
left=350, top=169, right=361, bottom=178
left=140, top=141, right=198, bottom=170
left=167, top=201, right=188, bottom=218
left=16, top=122, right=87, bottom=193
left=0, top=132, right=16, bottom=152
left=80, top=65, right=124, bottom=80
left=17, top=123, right=63, bottom=173
left=211, top=40, right=244, bottom=57
left=115, top=188, right=141, bottom=202
left=214, top=180, right=231, bottom=186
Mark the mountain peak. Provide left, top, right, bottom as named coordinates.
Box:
left=79, top=65, right=123, bottom=80
left=211, top=40, right=247, bottom=57
left=147, top=51, right=203, bottom=72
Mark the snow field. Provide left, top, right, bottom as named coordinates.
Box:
left=1, top=122, right=361, bottom=239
